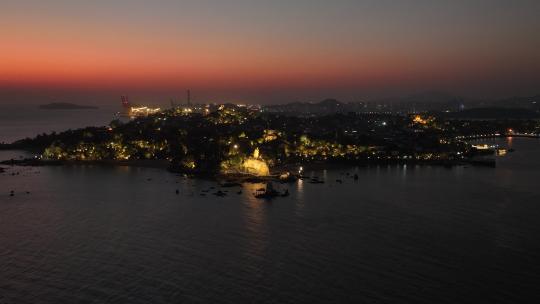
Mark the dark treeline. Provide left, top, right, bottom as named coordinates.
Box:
left=3, top=105, right=540, bottom=175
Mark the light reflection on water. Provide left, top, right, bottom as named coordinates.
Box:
left=506, top=136, right=514, bottom=148
left=295, top=178, right=305, bottom=207
left=1, top=138, right=540, bottom=303
left=402, top=164, right=407, bottom=179
left=239, top=182, right=269, bottom=259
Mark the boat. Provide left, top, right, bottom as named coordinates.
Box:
left=220, top=181, right=242, bottom=188
left=254, top=182, right=284, bottom=199
left=213, top=190, right=227, bottom=197
left=279, top=172, right=298, bottom=183
left=468, top=157, right=496, bottom=168
left=309, top=176, right=325, bottom=184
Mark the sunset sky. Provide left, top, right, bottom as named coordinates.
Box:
left=1, top=0, right=539, bottom=104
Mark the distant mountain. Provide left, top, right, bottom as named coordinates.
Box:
left=372, top=91, right=465, bottom=112
left=403, top=91, right=464, bottom=103
left=444, top=107, right=540, bottom=119
left=39, top=102, right=98, bottom=110
left=488, top=95, right=540, bottom=110
left=318, top=98, right=344, bottom=107
left=264, top=98, right=351, bottom=115
left=263, top=93, right=540, bottom=115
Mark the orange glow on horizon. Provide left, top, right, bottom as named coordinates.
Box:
left=2, top=20, right=538, bottom=94
left=2, top=25, right=516, bottom=91
left=1, top=1, right=539, bottom=99
left=0, top=50, right=494, bottom=91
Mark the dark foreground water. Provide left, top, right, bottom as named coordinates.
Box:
left=1, top=138, right=540, bottom=303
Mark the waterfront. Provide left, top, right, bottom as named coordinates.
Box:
left=1, top=138, right=540, bottom=303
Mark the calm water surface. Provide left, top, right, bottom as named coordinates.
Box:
left=0, top=104, right=118, bottom=143
left=1, top=138, right=540, bottom=303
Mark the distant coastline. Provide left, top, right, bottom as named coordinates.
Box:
left=3, top=101, right=538, bottom=177
left=38, top=102, right=99, bottom=110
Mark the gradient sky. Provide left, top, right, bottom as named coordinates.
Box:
left=1, top=0, right=539, bottom=104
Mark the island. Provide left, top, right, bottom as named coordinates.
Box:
left=3, top=102, right=540, bottom=178
left=39, top=102, right=99, bottom=110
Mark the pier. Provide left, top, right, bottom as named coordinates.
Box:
left=455, top=132, right=540, bottom=140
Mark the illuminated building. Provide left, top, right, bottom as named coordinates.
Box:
left=120, top=95, right=161, bottom=118
left=413, top=115, right=429, bottom=125
left=129, top=106, right=161, bottom=117
left=242, top=158, right=270, bottom=176
left=472, top=144, right=496, bottom=150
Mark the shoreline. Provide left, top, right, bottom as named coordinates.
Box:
left=1, top=155, right=495, bottom=178
left=0, top=158, right=170, bottom=169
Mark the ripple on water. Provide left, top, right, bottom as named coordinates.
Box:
left=1, top=138, right=540, bottom=303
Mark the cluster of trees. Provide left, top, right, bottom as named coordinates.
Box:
left=10, top=105, right=538, bottom=174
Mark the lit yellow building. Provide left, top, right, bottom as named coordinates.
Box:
left=242, top=158, right=270, bottom=176
left=129, top=106, right=161, bottom=117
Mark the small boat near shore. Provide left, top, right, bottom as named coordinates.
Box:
left=279, top=172, right=298, bottom=183
left=220, top=181, right=242, bottom=188
left=213, top=190, right=227, bottom=197
left=467, top=158, right=496, bottom=168
left=254, top=182, right=288, bottom=199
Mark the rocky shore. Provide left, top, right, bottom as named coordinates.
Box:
left=0, top=154, right=495, bottom=179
